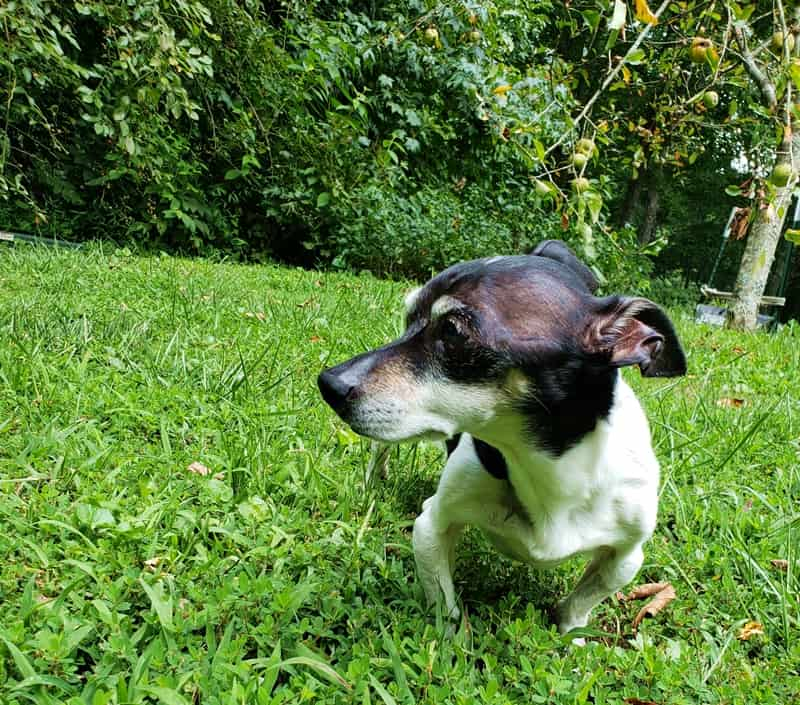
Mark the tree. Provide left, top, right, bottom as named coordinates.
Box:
left=726, top=6, right=799, bottom=329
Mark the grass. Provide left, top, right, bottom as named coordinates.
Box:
left=0, top=243, right=798, bottom=704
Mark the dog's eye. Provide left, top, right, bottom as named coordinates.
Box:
left=440, top=318, right=466, bottom=347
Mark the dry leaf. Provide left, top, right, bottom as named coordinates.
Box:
left=244, top=311, right=265, bottom=321
left=144, top=557, right=161, bottom=571
left=717, top=397, right=745, bottom=408
left=737, top=621, right=764, bottom=641
left=212, top=472, right=225, bottom=481
left=624, top=699, right=660, bottom=705
left=623, top=582, right=670, bottom=601
left=634, top=0, right=658, bottom=24
left=187, top=461, right=211, bottom=476
left=730, top=207, right=751, bottom=240
left=310, top=335, right=322, bottom=343
left=770, top=559, right=789, bottom=572
left=630, top=583, right=676, bottom=632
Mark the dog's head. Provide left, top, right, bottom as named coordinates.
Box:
left=318, top=240, right=686, bottom=455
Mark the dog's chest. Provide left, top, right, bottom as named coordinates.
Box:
left=485, top=381, right=659, bottom=564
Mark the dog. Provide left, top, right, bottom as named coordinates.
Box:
left=318, top=240, right=686, bottom=634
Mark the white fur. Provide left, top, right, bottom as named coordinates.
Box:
left=404, top=286, right=423, bottom=313
left=430, top=295, right=465, bottom=320
left=350, top=375, right=505, bottom=443
left=412, top=376, right=659, bottom=633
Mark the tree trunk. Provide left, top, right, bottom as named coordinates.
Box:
left=639, top=166, right=662, bottom=245
left=729, top=125, right=799, bottom=330
left=618, top=175, right=643, bottom=226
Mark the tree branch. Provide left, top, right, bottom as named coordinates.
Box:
left=544, top=0, right=671, bottom=159
left=732, top=25, right=777, bottom=108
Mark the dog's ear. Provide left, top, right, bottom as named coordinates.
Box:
left=586, top=297, right=687, bottom=377
left=531, top=239, right=599, bottom=293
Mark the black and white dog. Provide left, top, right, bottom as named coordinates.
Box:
left=318, top=241, right=685, bottom=634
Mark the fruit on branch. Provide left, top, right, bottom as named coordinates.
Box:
left=571, top=177, right=590, bottom=193
left=769, top=163, right=793, bottom=186
left=689, top=37, right=716, bottom=64
left=772, top=31, right=795, bottom=52
left=572, top=152, right=588, bottom=169
left=575, top=138, right=595, bottom=155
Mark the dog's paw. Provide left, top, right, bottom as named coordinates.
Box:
left=552, top=601, right=588, bottom=637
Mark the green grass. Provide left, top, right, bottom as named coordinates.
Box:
left=0, top=244, right=798, bottom=704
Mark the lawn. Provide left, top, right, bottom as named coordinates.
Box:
left=0, top=244, right=798, bottom=704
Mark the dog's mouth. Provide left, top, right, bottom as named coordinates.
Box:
left=348, top=421, right=450, bottom=443
left=339, top=408, right=453, bottom=444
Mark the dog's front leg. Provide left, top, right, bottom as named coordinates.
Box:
left=413, top=498, right=463, bottom=619
left=555, top=543, right=645, bottom=634
left=412, top=435, right=521, bottom=621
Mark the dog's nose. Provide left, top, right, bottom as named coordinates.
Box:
left=317, top=369, right=354, bottom=411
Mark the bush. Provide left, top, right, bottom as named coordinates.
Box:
left=0, top=0, right=662, bottom=287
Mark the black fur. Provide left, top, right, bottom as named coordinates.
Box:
left=472, top=437, right=509, bottom=480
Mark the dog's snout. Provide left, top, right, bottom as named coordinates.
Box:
left=318, top=369, right=355, bottom=411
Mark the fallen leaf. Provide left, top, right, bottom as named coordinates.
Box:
left=737, top=621, right=764, bottom=640
left=212, top=472, right=225, bottom=481
left=310, top=335, right=322, bottom=343
left=624, top=699, right=660, bottom=705
left=629, top=583, right=676, bottom=632
left=623, top=582, right=669, bottom=601
left=770, top=559, right=789, bottom=572
left=717, top=397, right=745, bottom=408
left=732, top=346, right=747, bottom=354
left=187, top=461, right=211, bottom=476
left=244, top=311, right=265, bottom=321
left=144, top=557, right=161, bottom=571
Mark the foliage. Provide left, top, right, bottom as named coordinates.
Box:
left=1, top=245, right=799, bottom=703
left=2, top=0, right=800, bottom=307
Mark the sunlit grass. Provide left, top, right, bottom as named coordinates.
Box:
left=0, top=244, right=798, bottom=703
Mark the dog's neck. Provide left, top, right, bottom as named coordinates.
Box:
left=471, top=375, right=629, bottom=515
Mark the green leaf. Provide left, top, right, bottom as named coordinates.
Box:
left=369, top=676, right=398, bottom=705
left=224, top=169, right=241, bottom=180
left=626, top=48, right=646, bottom=65
left=725, top=185, right=742, bottom=197
left=317, top=192, right=331, bottom=207
left=0, top=631, right=37, bottom=678
left=139, top=578, right=174, bottom=632
left=585, top=191, right=603, bottom=224
left=265, top=655, right=350, bottom=690
left=790, top=61, right=800, bottom=91
left=141, top=686, right=190, bottom=705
